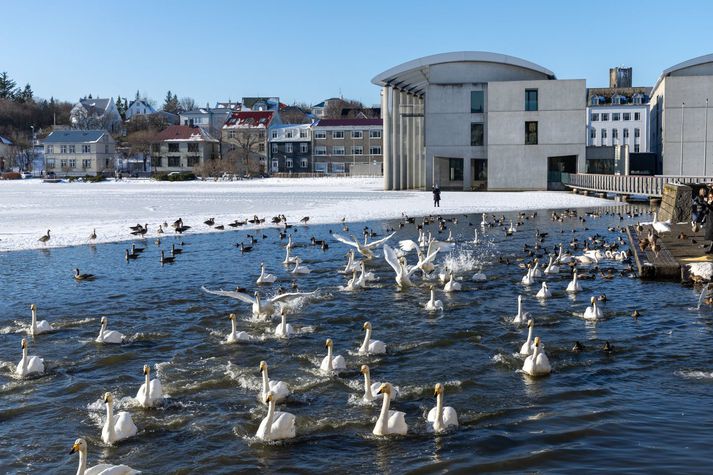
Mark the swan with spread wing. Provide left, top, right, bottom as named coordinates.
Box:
left=332, top=232, right=395, bottom=259
left=201, top=287, right=316, bottom=318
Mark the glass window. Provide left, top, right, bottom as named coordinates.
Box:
left=591, top=128, right=596, bottom=139
left=470, top=123, right=484, bottom=146
left=332, top=162, right=346, bottom=173
left=168, top=156, right=180, bottom=167
left=286, top=143, right=293, bottom=153
left=286, top=158, right=293, bottom=168
left=612, top=113, right=620, bottom=121
left=449, top=158, right=463, bottom=181
left=300, top=158, right=308, bottom=168
left=525, top=89, right=538, bottom=111
left=299, top=129, right=308, bottom=138
left=634, top=112, right=641, bottom=121
left=369, top=130, right=381, bottom=139
left=271, top=160, right=279, bottom=171
left=332, top=146, right=345, bottom=155
left=623, top=129, right=629, bottom=138
left=602, top=129, right=607, bottom=138
left=228, top=130, right=236, bottom=139
left=332, top=131, right=344, bottom=139
left=60, top=159, right=67, bottom=168
left=300, top=143, right=308, bottom=153
left=634, top=144, right=640, bottom=152
left=68, top=145, right=75, bottom=154
left=82, top=159, right=91, bottom=169
left=60, top=145, right=67, bottom=153
left=168, top=143, right=179, bottom=152
left=47, top=159, right=55, bottom=168
left=258, top=143, right=265, bottom=152
left=352, top=146, right=363, bottom=155
left=68, top=159, right=76, bottom=168
left=351, top=130, right=363, bottom=139
left=601, top=113, right=609, bottom=121
left=470, top=90, right=484, bottom=113
left=369, top=146, right=381, bottom=155
left=82, top=144, right=91, bottom=153
left=634, top=128, right=640, bottom=138
left=591, top=114, right=599, bottom=121
left=271, top=131, right=278, bottom=138
left=314, top=162, right=328, bottom=173
left=612, top=129, right=619, bottom=139
left=525, top=121, right=538, bottom=145
left=46, top=145, right=54, bottom=153
left=187, top=156, right=200, bottom=167
left=315, top=130, right=326, bottom=139
left=286, top=130, right=293, bottom=138
left=623, top=113, right=631, bottom=121
left=271, top=143, right=278, bottom=153
left=187, top=143, right=199, bottom=152
left=314, top=146, right=326, bottom=155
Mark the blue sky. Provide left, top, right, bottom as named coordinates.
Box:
left=1, top=0, right=711, bottom=107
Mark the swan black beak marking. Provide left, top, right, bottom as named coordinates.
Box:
left=70, top=446, right=77, bottom=454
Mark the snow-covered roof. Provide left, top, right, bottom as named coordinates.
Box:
left=79, top=98, right=112, bottom=111
left=42, top=130, right=107, bottom=144
left=314, top=119, right=382, bottom=128
left=223, top=111, right=275, bottom=129
left=156, top=125, right=217, bottom=142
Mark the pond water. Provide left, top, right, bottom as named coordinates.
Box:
left=1, top=206, right=712, bottom=474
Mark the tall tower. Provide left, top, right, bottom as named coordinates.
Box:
left=609, top=67, right=632, bottom=88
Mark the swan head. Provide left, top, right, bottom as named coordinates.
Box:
left=253, top=291, right=259, bottom=298
left=264, top=391, right=274, bottom=403
left=228, top=313, right=236, bottom=321
left=143, top=364, right=150, bottom=375
left=527, top=319, right=534, bottom=328
left=100, top=316, right=107, bottom=325
left=70, top=438, right=87, bottom=455
left=325, top=338, right=333, bottom=349
left=260, top=262, right=264, bottom=269
left=590, top=296, right=596, bottom=304
left=434, top=383, right=445, bottom=397
left=103, top=392, right=113, bottom=404
left=360, top=364, right=370, bottom=375
left=30, top=303, right=36, bottom=311
left=21, top=338, right=27, bottom=349
left=534, top=336, right=541, bottom=347
left=259, top=360, right=267, bottom=372
left=363, top=321, right=372, bottom=331
left=376, top=383, right=392, bottom=396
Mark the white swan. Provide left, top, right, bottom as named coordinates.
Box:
left=95, top=316, right=125, bottom=344
left=259, top=360, right=290, bottom=404
left=424, top=287, right=444, bottom=312
left=530, top=259, right=543, bottom=278
left=522, top=337, right=551, bottom=376
left=283, top=245, right=299, bottom=265
left=473, top=229, right=479, bottom=244
left=256, top=263, right=277, bottom=285
left=427, top=383, right=458, bottom=433
left=359, top=365, right=398, bottom=403
left=536, top=282, right=551, bottom=299
left=519, top=319, right=536, bottom=355
left=358, top=261, right=378, bottom=282
left=443, top=272, right=462, bottom=292
left=274, top=309, right=295, bottom=338
left=521, top=264, right=535, bottom=286
left=101, top=392, right=138, bottom=445
left=650, top=211, right=672, bottom=234
left=566, top=270, right=582, bottom=293
left=384, top=244, right=438, bottom=288
left=445, top=230, right=454, bottom=242
left=16, top=338, right=44, bottom=377
left=472, top=267, right=487, bottom=282
left=481, top=213, right=487, bottom=228
left=372, top=383, right=407, bottom=436
left=290, top=258, right=311, bottom=275
left=512, top=295, right=530, bottom=325
left=543, top=255, right=560, bottom=275
left=583, top=296, right=604, bottom=320
left=341, top=249, right=360, bottom=274
left=342, top=269, right=362, bottom=292
left=255, top=391, right=296, bottom=441
left=135, top=364, right=163, bottom=408
left=226, top=313, right=250, bottom=343
left=359, top=322, right=386, bottom=355
left=332, top=232, right=395, bottom=259
left=320, top=338, right=346, bottom=373
left=70, top=438, right=139, bottom=475
left=508, top=220, right=517, bottom=234
left=202, top=287, right=316, bottom=319
left=29, top=303, right=53, bottom=336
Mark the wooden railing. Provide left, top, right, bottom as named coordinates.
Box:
left=562, top=173, right=713, bottom=197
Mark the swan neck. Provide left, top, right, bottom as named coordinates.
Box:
left=31, top=308, right=37, bottom=332
left=21, top=346, right=28, bottom=369
left=262, top=369, right=269, bottom=395
left=230, top=318, right=237, bottom=336
left=327, top=345, right=333, bottom=369
left=280, top=314, right=286, bottom=332
left=265, top=398, right=276, bottom=437
left=376, top=391, right=391, bottom=433
left=144, top=372, right=151, bottom=405
left=77, top=449, right=87, bottom=475
left=363, top=372, right=372, bottom=398
left=105, top=401, right=115, bottom=438
left=527, top=325, right=533, bottom=342
left=436, top=392, right=444, bottom=428
left=361, top=328, right=371, bottom=351
left=517, top=297, right=522, bottom=315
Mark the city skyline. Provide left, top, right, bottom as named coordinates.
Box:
left=1, top=0, right=711, bottom=107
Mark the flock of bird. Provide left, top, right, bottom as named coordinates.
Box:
left=16, top=206, right=652, bottom=473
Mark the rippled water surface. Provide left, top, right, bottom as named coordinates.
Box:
left=2, top=206, right=712, bottom=474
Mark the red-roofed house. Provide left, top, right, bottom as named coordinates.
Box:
left=222, top=111, right=281, bottom=175
left=151, top=125, right=219, bottom=172
left=311, top=118, right=383, bottom=175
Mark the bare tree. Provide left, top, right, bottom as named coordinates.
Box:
left=224, top=129, right=264, bottom=176
left=179, top=97, right=196, bottom=112
left=323, top=98, right=365, bottom=119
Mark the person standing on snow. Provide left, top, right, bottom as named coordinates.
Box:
left=432, top=185, right=441, bottom=207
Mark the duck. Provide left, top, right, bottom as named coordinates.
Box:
left=512, top=295, right=530, bottom=324
left=255, top=391, right=296, bottom=441
left=28, top=303, right=53, bottom=336
left=424, top=287, right=444, bottom=312
left=372, top=383, right=407, bottom=436
left=572, top=341, right=585, bottom=352
left=521, top=264, right=535, bottom=286
left=74, top=268, right=95, bottom=281
left=274, top=309, right=295, bottom=338
left=543, top=255, right=560, bottom=274
left=89, top=229, right=97, bottom=241
left=522, top=337, right=551, bottom=376
left=583, top=296, right=603, bottom=320
left=226, top=313, right=250, bottom=343
left=159, top=250, right=175, bottom=264
left=519, top=319, right=536, bottom=355
left=101, top=392, right=138, bottom=445
left=443, top=272, right=462, bottom=292
left=332, top=232, right=395, bottom=259
left=38, top=229, right=51, bottom=244
left=256, top=263, right=277, bottom=285
left=125, top=249, right=138, bottom=261
left=320, top=338, right=347, bottom=373
left=536, top=282, right=551, bottom=299
left=566, top=269, right=582, bottom=293
left=201, top=287, right=316, bottom=319
left=259, top=360, right=291, bottom=404
left=95, top=316, right=125, bottom=344
left=359, top=322, right=386, bottom=355
left=135, top=364, right=163, bottom=408
left=603, top=341, right=614, bottom=354
left=359, top=365, right=398, bottom=403
left=290, top=258, right=311, bottom=275
left=69, top=438, right=139, bottom=475
left=16, top=338, right=44, bottom=377
left=427, top=383, right=458, bottom=433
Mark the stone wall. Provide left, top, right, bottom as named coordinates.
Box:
left=659, top=183, right=691, bottom=222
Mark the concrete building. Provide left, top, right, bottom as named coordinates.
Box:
left=151, top=125, right=219, bottom=172
left=222, top=111, right=281, bottom=174
left=649, top=53, right=713, bottom=176
left=587, top=88, right=649, bottom=153
left=372, top=51, right=586, bottom=191
left=311, top=119, right=383, bottom=174
left=43, top=130, right=116, bottom=176
left=268, top=124, right=312, bottom=173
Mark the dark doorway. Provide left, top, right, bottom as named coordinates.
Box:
left=472, top=159, right=487, bottom=191
left=547, top=155, right=577, bottom=190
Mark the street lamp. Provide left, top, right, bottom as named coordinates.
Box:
left=680, top=102, right=685, bottom=176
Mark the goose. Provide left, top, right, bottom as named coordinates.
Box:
left=543, top=255, right=560, bottom=274
left=226, top=313, right=250, bottom=343
left=201, top=287, right=316, bottom=319
left=171, top=243, right=182, bottom=256
left=320, top=338, right=346, bottom=373
left=135, top=364, right=163, bottom=408
left=125, top=249, right=138, bottom=261
left=101, top=392, right=138, bottom=445
left=16, top=338, right=44, bottom=377
left=255, top=391, right=296, bottom=441
left=359, top=322, right=386, bottom=355
left=130, top=224, right=148, bottom=236
left=96, top=316, right=125, bottom=344
left=38, top=229, right=51, bottom=244
left=159, top=250, right=174, bottom=264
left=89, top=228, right=97, bottom=241
left=157, top=224, right=164, bottom=234
left=583, top=296, right=604, bottom=320
left=472, top=267, right=487, bottom=282
left=29, top=303, right=53, bottom=336
left=536, top=282, right=551, bottom=299
left=566, top=269, right=582, bottom=293
left=424, top=287, right=444, bottom=312
left=384, top=244, right=437, bottom=288
left=259, top=360, right=290, bottom=404
left=521, top=264, right=535, bottom=286
left=427, top=383, right=458, bottom=433
left=274, top=309, right=295, bottom=338
left=131, top=243, right=145, bottom=254
left=372, top=383, right=407, bottom=436
left=74, top=268, right=96, bottom=281
left=332, top=232, right=395, bottom=259
left=443, top=272, right=462, bottom=292
left=69, top=438, right=139, bottom=475
left=256, top=263, right=277, bottom=285
left=522, top=337, right=551, bottom=376
left=290, top=258, right=311, bottom=275
left=519, top=319, right=536, bottom=355
left=512, top=295, right=530, bottom=325
left=283, top=245, right=299, bottom=265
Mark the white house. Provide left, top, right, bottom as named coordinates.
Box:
left=586, top=88, right=650, bottom=153
left=125, top=99, right=157, bottom=120
left=70, top=97, right=122, bottom=133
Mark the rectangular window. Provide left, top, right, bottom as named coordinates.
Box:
left=47, top=159, right=55, bottom=168
left=300, top=143, right=308, bottom=153
left=449, top=158, right=464, bottom=181
left=623, top=129, right=629, bottom=138
left=168, top=143, right=179, bottom=152
left=271, top=130, right=278, bottom=139
left=332, top=146, right=345, bottom=155
left=299, top=129, right=308, bottom=138
left=634, top=144, right=640, bottom=153
left=258, top=132, right=265, bottom=140
left=470, top=90, right=484, bottom=113
left=332, top=162, right=346, bottom=173
left=300, top=158, right=308, bottom=168
left=258, top=143, right=265, bottom=152
left=525, top=121, right=538, bottom=145
left=286, top=130, right=293, bottom=139
left=187, top=156, right=200, bottom=167
left=228, top=130, right=236, bottom=139
left=612, top=113, right=620, bottom=121
left=352, top=146, right=363, bottom=155
left=60, top=159, right=68, bottom=168
left=612, top=129, right=619, bottom=139
left=470, top=123, right=484, bottom=146
left=314, top=146, right=327, bottom=155
left=315, top=130, right=326, bottom=139
left=332, top=131, right=344, bottom=139
left=271, top=143, right=278, bottom=153
left=369, top=146, right=381, bottom=155
left=286, top=143, right=293, bottom=153
left=68, top=159, right=76, bottom=168
left=315, top=162, right=328, bottom=173
left=591, top=113, right=599, bottom=121
left=60, top=145, right=67, bottom=154
left=591, top=128, right=596, bottom=139
left=369, top=130, right=381, bottom=139
left=602, top=129, right=608, bottom=138
left=168, top=156, right=180, bottom=167
left=634, top=128, right=640, bottom=138
left=187, top=143, right=199, bottom=153
left=82, top=144, right=91, bottom=153
left=286, top=158, right=293, bottom=168
left=82, top=159, right=91, bottom=169
left=525, top=89, right=538, bottom=111
left=601, top=113, right=609, bottom=121
left=68, top=145, right=76, bottom=154
left=351, top=130, right=363, bottom=139
left=634, top=112, right=641, bottom=121
left=271, top=160, right=279, bottom=171
left=46, top=145, right=54, bottom=154
left=623, top=113, right=631, bottom=121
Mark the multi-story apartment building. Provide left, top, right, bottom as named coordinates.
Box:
left=179, top=107, right=233, bottom=137
left=311, top=119, right=383, bottom=174
left=42, top=130, right=117, bottom=176
left=222, top=111, right=281, bottom=174
left=151, top=125, right=219, bottom=172
left=268, top=124, right=312, bottom=173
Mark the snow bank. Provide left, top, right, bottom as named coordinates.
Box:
left=0, top=177, right=613, bottom=252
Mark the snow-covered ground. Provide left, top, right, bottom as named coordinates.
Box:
left=0, top=177, right=614, bottom=252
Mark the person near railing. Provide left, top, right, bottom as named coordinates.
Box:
left=692, top=187, right=709, bottom=230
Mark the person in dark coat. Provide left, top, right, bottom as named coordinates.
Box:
left=692, top=187, right=708, bottom=225
left=432, top=185, right=441, bottom=207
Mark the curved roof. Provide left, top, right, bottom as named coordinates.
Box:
left=371, top=51, right=556, bottom=95
left=661, top=53, right=713, bottom=77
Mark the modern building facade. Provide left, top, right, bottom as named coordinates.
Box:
left=151, top=125, right=219, bottom=172
left=42, top=130, right=116, bottom=176
left=268, top=124, right=312, bottom=173
left=311, top=119, right=383, bottom=174
left=372, top=52, right=586, bottom=191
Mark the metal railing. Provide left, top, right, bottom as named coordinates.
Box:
left=562, top=173, right=713, bottom=197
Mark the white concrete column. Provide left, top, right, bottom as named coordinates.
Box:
left=463, top=158, right=472, bottom=191
left=399, top=90, right=407, bottom=190
left=417, top=96, right=424, bottom=189
left=406, top=94, right=414, bottom=189
left=381, top=87, right=392, bottom=190
left=392, top=90, right=401, bottom=190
